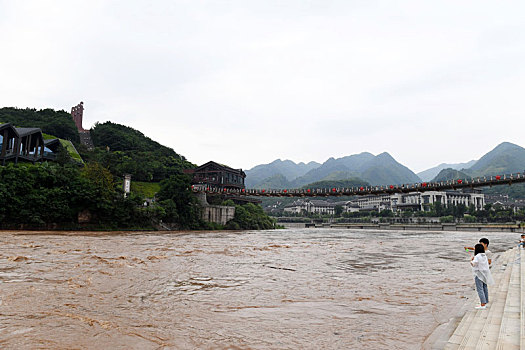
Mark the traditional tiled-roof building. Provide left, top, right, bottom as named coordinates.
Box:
left=0, top=123, right=60, bottom=165
left=185, top=161, right=246, bottom=190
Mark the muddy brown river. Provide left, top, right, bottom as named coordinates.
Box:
left=0, top=229, right=519, bottom=349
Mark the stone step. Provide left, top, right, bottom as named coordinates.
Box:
left=444, top=249, right=514, bottom=349
left=79, top=131, right=94, bottom=150
left=474, top=250, right=514, bottom=349
left=495, top=249, right=520, bottom=349
left=456, top=250, right=514, bottom=349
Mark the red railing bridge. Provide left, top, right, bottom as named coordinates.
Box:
left=192, top=172, right=525, bottom=197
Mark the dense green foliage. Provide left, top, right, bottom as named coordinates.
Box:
left=91, top=121, right=178, bottom=156
left=0, top=162, right=276, bottom=230
left=156, top=173, right=203, bottom=229
left=0, top=107, right=79, bottom=143
left=417, top=203, right=525, bottom=223
left=222, top=200, right=276, bottom=230
left=84, top=122, right=194, bottom=182
left=0, top=163, right=156, bottom=229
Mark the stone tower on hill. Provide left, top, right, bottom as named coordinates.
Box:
left=71, top=102, right=85, bottom=132
left=71, top=101, right=94, bottom=150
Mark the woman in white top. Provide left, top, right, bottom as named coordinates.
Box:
left=470, top=243, right=494, bottom=309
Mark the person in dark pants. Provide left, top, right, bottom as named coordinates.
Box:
left=470, top=243, right=494, bottom=309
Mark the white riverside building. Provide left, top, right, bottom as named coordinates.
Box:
left=282, top=190, right=485, bottom=214
left=283, top=199, right=336, bottom=215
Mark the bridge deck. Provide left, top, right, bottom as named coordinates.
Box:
left=193, top=172, right=525, bottom=197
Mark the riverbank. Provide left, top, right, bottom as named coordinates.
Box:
left=426, top=246, right=524, bottom=349
left=279, top=222, right=525, bottom=233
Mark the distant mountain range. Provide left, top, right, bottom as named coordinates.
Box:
left=245, top=159, right=320, bottom=188
left=246, top=142, right=525, bottom=189
left=246, top=151, right=420, bottom=189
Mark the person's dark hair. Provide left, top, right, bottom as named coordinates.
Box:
left=474, top=243, right=485, bottom=256
left=479, top=238, right=489, bottom=246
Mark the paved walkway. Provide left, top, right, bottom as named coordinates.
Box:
left=439, top=247, right=524, bottom=349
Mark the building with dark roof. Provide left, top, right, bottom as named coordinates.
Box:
left=0, top=123, right=61, bottom=165
left=185, top=161, right=246, bottom=190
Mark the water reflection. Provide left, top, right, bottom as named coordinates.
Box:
left=0, top=229, right=518, bottom=349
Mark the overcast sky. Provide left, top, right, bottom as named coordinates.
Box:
left=1, top=1, right=524, bottom=173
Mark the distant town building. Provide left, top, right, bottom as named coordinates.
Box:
left=284, top=199, right=335, bottom=215
left=353, top=190, right=485, bottom=212
left=282, top=189, right=486, bottom=216
left=392, top=190, right=485, bottom=211
left=71, top=102, right=85, bottom=132
left=352, top=194, right=392, bottom=211
left=185, top=161, right=246, bottom=190
left=485, top=194, right=525, bottom=213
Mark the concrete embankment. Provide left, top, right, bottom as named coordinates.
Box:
left=427, top=247, right=524, bottom=349
left=278, top=222, right=524, bottom=233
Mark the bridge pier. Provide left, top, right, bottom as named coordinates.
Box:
left=194, top=192, right=235, bottom=225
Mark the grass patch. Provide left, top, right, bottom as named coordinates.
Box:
left=131, top=181, right=161, bottom=198
left=59, top=139, right=83, bottom=163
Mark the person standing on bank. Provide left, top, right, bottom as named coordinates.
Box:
left=471, top=243, right=494, bottom=309
left=464, top=237, right=492, bottom=267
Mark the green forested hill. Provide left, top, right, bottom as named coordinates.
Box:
left=466, top=142, right=525, bottom=176
left=431, top=168, right=471, bottom=182
left=0, top=107, right=79, bottom=142
left=91, top=122, right=175, bottom=156
left=460, top=142, right=525, bottom=199
left=85, top=121, right=194, bottom=182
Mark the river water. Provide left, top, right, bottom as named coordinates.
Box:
left=0, top=228, right=519, bottom=349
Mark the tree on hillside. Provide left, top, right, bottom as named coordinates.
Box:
left=81, top=162, right=116, bottom=201
left=0, top=107, right=79, bottom=142
left=85, top=122, right=195, bottom=182
left=157, top=173, right=202, bottom=229
left=0, top=162, right=153, bottom=228
left=223, top=201, right=276, bottom=230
